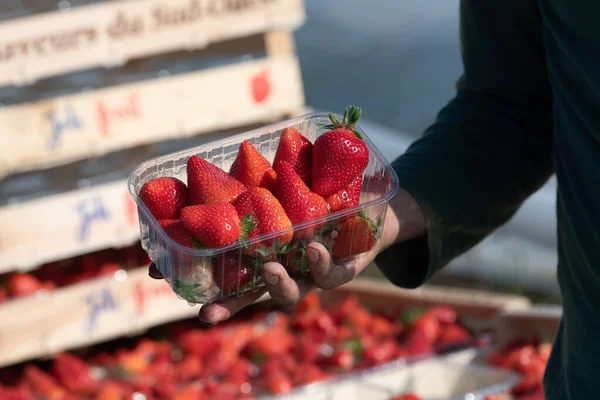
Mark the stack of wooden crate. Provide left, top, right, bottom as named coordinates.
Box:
left=0, top=0, right=307, bottom=369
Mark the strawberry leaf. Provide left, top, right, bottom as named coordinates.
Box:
left=173, top=279, right=207, bottom=303
left=399, top=308, right=426, bottom=325
left=324, top=240, right=335, bottom=252
left=322, top=106, right=363, bottom=133
left=344, top=337, right=363, bottom=357
left=239, top=213, right=258, bottom=241
left=254, top=247, right=272, bottom=258
left=328, top=113, right=342, bottom=127
left=373, top=216, right=384, bottom=241
left=352, top=129, right=363, bottom=140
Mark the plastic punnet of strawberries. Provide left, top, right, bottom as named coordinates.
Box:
left=137, top=106, right=387, bottom=303
left=0, top=293, right=475, bottom=399
left=483, top=338, right=552, bottom=400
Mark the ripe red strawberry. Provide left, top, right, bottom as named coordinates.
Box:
left=7, top=273, right=45, bottom=297
left=273, top=161, right=329, bottom=238
left=412, top=314, right=441, bottom=344
left=159, top=219, right=197, bottom=248
left=213, top=251, right=254, bottom=292
left=97, top=262, right=122, bottom=277
left=324, top=174, right=362, bottom=212
left=229, top=141, right=277, bottom=191
left=438, top=324, right=471, bottom=345
left=391, top=395, right=423, bottom=400
left=331, top=216, right=376, bottom=260
left=273, top=127, right=313, bottom=186
left=233, top=187, right=293, bottom=247
left=181, top=202, right=243, bottom=248
left=52, top=353, right=98, bottom=394
left=139, top=177, right=188, bottom=220
left=312, top=106, right=369, bottom=196
left=187, top=155, right=246, bottom=205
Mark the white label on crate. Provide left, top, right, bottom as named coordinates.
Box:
left=0, top=267, right=198, bottom=368
left=0, top=56, right=305, bottom=176
left=0, top=179, right=140, bottom=273
left=0, top=0, right=305, bottom=85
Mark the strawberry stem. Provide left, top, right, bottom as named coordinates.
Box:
left=323, top=105, right=363, bottom=139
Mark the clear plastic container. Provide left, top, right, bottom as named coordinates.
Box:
left=128, top=112, right=399, bottom=304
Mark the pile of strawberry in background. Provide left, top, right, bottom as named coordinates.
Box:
left=0, top=292, right=477, bottom=400
left=483, top=339, right=550, bottom=400
left=0, top=244, right=150, bottom=303
left=137, top=106, right=385, bottom=302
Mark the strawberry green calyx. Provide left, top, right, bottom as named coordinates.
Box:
left=344, top=337, right=363, bottom=358
left=399, top=307, right=427, bottom=325
left=323, top=105, right=363, bottom=139
left=239, top=214, right=258, bottom=241
left=173, top=279, right=207, bottom=303
left=358, top=211, right=382, bottom=242
left=253, top=237, right=296, bottom=258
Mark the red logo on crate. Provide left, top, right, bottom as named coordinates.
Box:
left=250, top=69, right=271, bottom=104
left=96, top=92, right=141, bottom=136
left=133, top=280, right=176, bottom=315
left=123, top=191, right=137, bottom=226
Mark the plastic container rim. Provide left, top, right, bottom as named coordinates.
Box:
left=127, top=111, right=400, bottom=256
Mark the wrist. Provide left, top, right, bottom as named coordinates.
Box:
left=381, top=186, right=427, bottom=250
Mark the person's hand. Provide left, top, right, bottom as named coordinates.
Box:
left=148, top=187, right=426, bottom=325
left=150, top=240, right=379, bottom=325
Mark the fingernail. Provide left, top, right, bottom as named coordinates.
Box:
left=264, top=273, right=280, bottom=286
left=198, top=319, right=217, bottom=328
left=307, top=247, right=320, bottom=263
left=148, top=270, right=160, bottom=278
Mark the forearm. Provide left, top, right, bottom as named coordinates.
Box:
left=380, top=186, right=426, bottom=251
left=375, top=0, right=555, bottom=289
left=376, top=88, right=554, bottom=288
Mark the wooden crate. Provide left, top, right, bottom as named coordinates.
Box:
left=494, top=305, right=562, bottom=346
left=0, top=55, right=305, bottom=177
left=0, top=0, right=305, bottom=86
left=320, top=277, right=531, bottom=322
left=0, top=0, right=307, bottom=178
left=0, top=276, right=530, bottom=369
left=0, top=266, right=199, bottom=368
left=0, top=178, right=138, bottom=273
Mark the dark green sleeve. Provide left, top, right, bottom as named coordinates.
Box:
left=376, top=0, right=554, bottom=288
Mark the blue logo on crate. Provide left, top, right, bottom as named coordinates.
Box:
left=85, top=287, right=118, bottom=332
left=75, top=196, right=110, bottom=241
left=46, top=105, right=83, bottom=150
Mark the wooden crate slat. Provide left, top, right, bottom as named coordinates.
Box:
left=494, top=306, right=562, bottom=345
left=0, top=179, right=139, bottom=273
left=0, top=267, right=200, bottom=368
left=319, top=278, right=531, bottom=320
left=0, top=0, right=305, bottom=86
left=0, top=55, right=305, bottom=177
